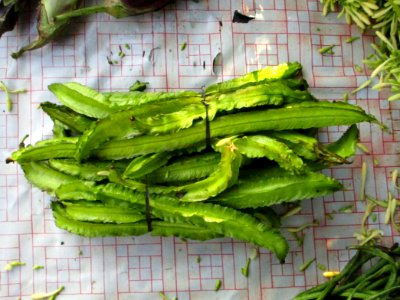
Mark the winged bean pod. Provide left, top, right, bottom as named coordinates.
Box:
left=94, top=101, right=378, bottom=160
left=40, top=102, right=95, bottom=133
left=122, top=153, right=171, bottom=179
left=48, top=159, right=128, bottom=181
left=205, top=62, right=302, bottom=95
left=52, top=178, right=289, bottom=261
left=8, top=137, right=78, bottom=163
left=176, top=144, right=242, bottom=201
left=20, top=162, right=77, bottom=196
left=62, top=201, right=146, bottom=224
left=52, top=202, right=223, bottom=241
left=232, top=135, right=305, bottom=174
left=76, top=109, right=141, bottom=161
left=147, top=152, right=221, bottom=184
left=8, top=63, right=382, bottom=264
left=213, top=168, right=342, bottom=209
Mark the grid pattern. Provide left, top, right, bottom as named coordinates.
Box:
left=0, top=0, right=399, bottom=299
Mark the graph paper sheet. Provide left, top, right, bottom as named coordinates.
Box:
left=0, top=0, right=399, bottom=299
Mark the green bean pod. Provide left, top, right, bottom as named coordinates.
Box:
left=233, top=135, right=305, bottom=174
left=40, top=102, right=95, bottom=133
left=213, top=168, right=343, bottom=209
left=52, top=201, right=223, bottom=241
left=147, top=152, right=220, bottom=184
left=205, top=62, right=302, bottom=95
left=122, top=153, right=171, bottom=179
left=76, top=109, right=141, bottom=161
left=150, top=196, right=289, bottom=263
left=53, top=179, right=289, bottom=262
left=176, top=145, right=242, bottom=201
left=48, top=159, right=128, bottom=181
left=20, top=162, right=77, bottom=196
left=48, top=83, right=118, bottom=118
left=62, top=201, right=146, bottom=224
left=95, top=101, right=378, bottom=160
left=8, top=137, right=78, bottom=163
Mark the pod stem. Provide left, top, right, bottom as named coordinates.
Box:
left=55, top=5, right=109, bottom=21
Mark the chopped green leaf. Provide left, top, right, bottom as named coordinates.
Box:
left=357, top=143, right=370, bottom=154
left=0, top=81, right=27, bottom=112
left=351, top=79, right=372, bottom=94
left=360, top=161, right=368, bottom=201
left=391, top=169, right=398, bottom=187
left=4, top=261, right=26, bottom=271
left=180, top=42, right=187, bottom=51
left=325, top=213, right=334, bottom=220
left=345, top=36, right=360, bottom=43
left=290, top=232, right=305, bottom=247
left=281, top=205, right=302, bottom=220
left=299, top=257, right=316, bottom=272
left=338, top=204, right=354, bottom=213
left=214, top=279, right=222, bottom=291
left=159, top=292, right=168, bottom=300
left=241, top=258, right=251, bottom=277
left=287, top=220, right=319, bottom=233
left=371, top=213, right=377, bottom=222
left=31, top=285, right=64, bottom=300
left=343, top=92, right=349, bottom=102
left=319, top=45, right=335, bottom=55
left=354, top=64, right=364, bottom=73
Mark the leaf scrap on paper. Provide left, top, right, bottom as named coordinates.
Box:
left=212, top=52, right=222, bottom=75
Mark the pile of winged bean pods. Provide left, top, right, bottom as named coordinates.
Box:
left=7, top=62, right=382, bottom=263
